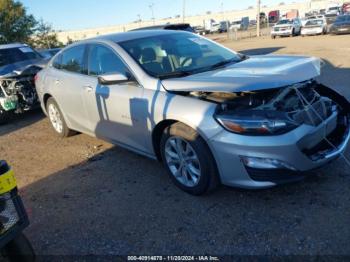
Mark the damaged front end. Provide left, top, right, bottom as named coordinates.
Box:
left=207, top=81, right=343, bottom=135
left=0, top=65, right=41, bottom=122
left=192, top=81, right=350, bottom=161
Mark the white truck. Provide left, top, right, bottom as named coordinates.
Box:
left=204, top=19, right=220, bottom=34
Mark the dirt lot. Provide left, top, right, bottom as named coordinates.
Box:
left=1, top=34, right=350, bottom=256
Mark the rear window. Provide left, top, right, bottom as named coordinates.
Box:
left=305, top=20, right=324, bottom=26
left=277, top=20, right=292, bottom=25
left=0, top=47, right=42, bottom=67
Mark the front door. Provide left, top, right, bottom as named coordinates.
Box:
left=81, top=43, right=149, bottom=152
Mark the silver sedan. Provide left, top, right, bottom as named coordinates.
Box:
left=35, top=30, right=350, bottom=195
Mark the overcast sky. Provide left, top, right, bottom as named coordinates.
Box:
left=20, top=0, right=301, bottom=31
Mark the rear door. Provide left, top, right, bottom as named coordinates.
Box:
left=46, top=44, right=91, bottom=133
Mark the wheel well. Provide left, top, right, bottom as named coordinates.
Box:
left=152, top=120, right=177, bottom=161
left=43, top=94, right=52, bottom=109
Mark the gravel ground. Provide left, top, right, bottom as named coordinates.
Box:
left=1, top=34, right=350, bottom=256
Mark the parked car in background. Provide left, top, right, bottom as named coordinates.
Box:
left=39, top=48, right=61, bottom=59
left=131, top=23, right=195, bottom=33
left=218, top=21, right=230, bottom=33
left=204, top=19, right=220, bottom=34
left=36, top=30, right=350, bottom=195
left=330, top=14, right=350, bottom=34
left=325, top=13, right=338, bottom=24
left=271, top=18, right=302, bottom=38
left=0, top=43, right=46, bottom=124
left=326, top=4, right=341, bottom=15
left=193, top=25, right=206, bottom=35
left=301, top=15, right=326, bottom=26
left=230, top=20, right=241, bottom=30
left=268, top=10, right=280, bottom=24
left=319, top=9, right=326, bottom=15
left=301, top=19, right=327, bottom=36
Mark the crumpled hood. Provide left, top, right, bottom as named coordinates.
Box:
left=0, top=58, right=47, bottom=78
left=161, top=55, right=321, bottom=93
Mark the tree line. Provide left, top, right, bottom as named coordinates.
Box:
left=0, top=0, right=63, bottom=49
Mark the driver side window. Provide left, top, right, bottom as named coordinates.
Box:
left=87, top=44, right=130, bottom=77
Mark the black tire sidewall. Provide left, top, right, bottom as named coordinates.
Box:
left=0, top=110, right=11, bottom=125
left=160, top=123, right=218, bottom=195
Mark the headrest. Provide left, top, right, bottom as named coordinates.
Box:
left=141, top=48, right=156, bottom=63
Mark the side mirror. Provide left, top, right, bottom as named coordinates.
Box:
left=98, top=72, right=130, bottom=85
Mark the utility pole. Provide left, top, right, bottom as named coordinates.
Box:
left=137, top=14, right=142, bottom=28
left=149, top=3, right=155, bottom=25
left=182, top=0, right=186, bottom=23
left=257, top=0, right=261, bottom=37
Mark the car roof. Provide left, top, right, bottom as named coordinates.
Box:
left=0, top=43, right=28, bottom=50
left=131, top=23, right=191, bottom=31
left=86, top=30, right=187, bottom=43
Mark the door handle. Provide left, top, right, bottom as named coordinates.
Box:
left=83, top=85, right=93, bottom=92
left=54, top=79, right=60, bottom=85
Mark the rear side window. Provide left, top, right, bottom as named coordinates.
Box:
left=59, top=45, right=86, bottom=74
left=87, top=44, right=130, bottom=76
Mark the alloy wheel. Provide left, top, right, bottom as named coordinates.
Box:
left=48, top=103, right=63, bottom=134
left=164, top=136, right=201, bottom=187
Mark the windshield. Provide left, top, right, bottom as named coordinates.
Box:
left=0, top=47, right=42, bottom=67
left=119, top=32, right=241, bottom=78
left=276, top=20, right=292, bottom=25
left=306, top=19, right=324, bottom=26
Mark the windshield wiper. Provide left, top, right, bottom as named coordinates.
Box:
left=208, top=58, right=241, bottom=70
left=158, top=70, right=191, bottom=80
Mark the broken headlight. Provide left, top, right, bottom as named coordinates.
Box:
left=215, top=110, right=299, bottom=135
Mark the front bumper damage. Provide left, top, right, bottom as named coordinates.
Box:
left=208, top=83, right=350, bottom=189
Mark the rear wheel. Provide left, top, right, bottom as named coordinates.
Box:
left=160, top=123, right=219, bottom=195
left=46, top=98, right=75, bottom=137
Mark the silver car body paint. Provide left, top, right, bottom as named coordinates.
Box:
left=35, top=30, right=349, bottom=189
left=161, top=55, right=321, bottom=93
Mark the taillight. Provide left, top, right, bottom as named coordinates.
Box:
left=34, top=74, right=39, bottom=83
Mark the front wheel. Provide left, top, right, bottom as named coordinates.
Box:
left=290, top=29, right=295, bottom=37
left=0, top=110, right=11, bottom=125
left=46, top=98, right=75, bottom=137
left=160, top=123, right=219, bottom=195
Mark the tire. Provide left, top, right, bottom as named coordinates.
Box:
left=160, top=122, right=219, bottom=195
left=2, top=233, right=35, bottom=262
left=290, top=29, right=295, bottom=37
left=46, top=97, right=75, bottom=137
left=0, top=110, right=11, bottom=125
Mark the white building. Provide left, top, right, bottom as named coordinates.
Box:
left=56, top=0, right=342, bottom=44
